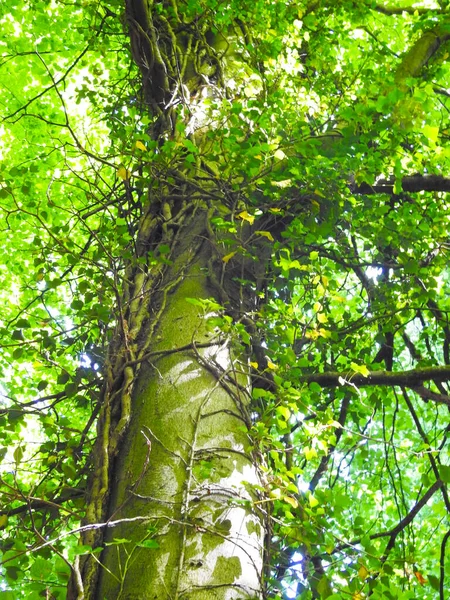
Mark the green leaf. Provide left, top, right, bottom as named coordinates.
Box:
left=0, top=592, right=17, bottom=599
left=137, top=539, right=160, bottom=549
left=276, top=405, right=290, bottom=420
left=316, top=575, right=332, bottom=598
left=30, top=557, right=53, bottom=578
left=15, top=318, right=31, bottom=328
left=57, top=371, right=71, bottom=385
left=13, top=445, right=24, bottom=465
left=428, top=574, right=440, bottom=590
left=105, top=538, right=132, bottom=546
left=37, top=380, right=48, bottom=391
left=252, top=388, right=271, bottom=400
left=439, top=465, right=450, bottom=484
left=309, top=382, right=322, bottom=393
left=422, top=124, right=439, bottom=144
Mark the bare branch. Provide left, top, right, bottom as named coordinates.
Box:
left=374, top=4, right=440, bottom=16
left=354, top=175, right=450, bottom=195
left=333, top=479, right=443, bottom=555
left=411, top=385, right=450, bottom=406
left=298, top=365, right=450, bottom=389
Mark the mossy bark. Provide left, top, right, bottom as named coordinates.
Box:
left=96, top=249, right=264, bottom=599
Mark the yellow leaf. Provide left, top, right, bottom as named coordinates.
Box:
left=237, top=210, right=255, bottom=225
left=117, top=166, right=131, bottom=181
left=250, top=361, right=259, bottom=369
left=305, top=329, right=319, bottom=340
left=422, top=125, right=439, bottom=144
left=317, top=313, right=328, bottom=324
left=135, top=140, right=147, bottom=151
left=0, top=514, right=8, bottom=530
left=222, top=251, right=237, bottom=264
left=267, top=360, right=278, bottom=370
left=318, top=328, right=331, bottom=338
left=308, top=494, right=319, bottom=508
left=351, top=362, right=370, bottom=377
left=284, top=495, right=299, bottom=509
left=358, top=564, right=369, bottom=580
left=255, top=230, right=274, bottom=242
left=277, top=405, right=290, bottom=420
left=304, top=446, right=317, bottom=460
left=269, top=207, right=282, bottom=213
left=269, top=488, right=282, bottom=499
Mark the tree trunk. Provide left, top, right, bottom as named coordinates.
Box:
left=66, top=2, right=269, bottom=597
left=69, top=210, right=265, bottom=598
left=99, top=252, right=264, bottom=598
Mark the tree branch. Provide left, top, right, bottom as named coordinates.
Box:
left=309, top=394, right=350, bottom=492
left=411, top=385, right=450, bottom=406
left=332, top=479, right=443, bottom=556
left=354, top=175, right=450, bottom=195
left=0, top=488, right=84, bottom=518
left=395, top=24, right=450, bottom=84
left=379, top=479, right=443, bottom=561
left=374, top=4, right=440, bottom=16
left=298, top=366, right=450, bottom=388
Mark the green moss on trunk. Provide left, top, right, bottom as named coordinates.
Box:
left=97, top=256, right=264, bottom=599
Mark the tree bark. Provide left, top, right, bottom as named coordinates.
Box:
left=298, top=365, right=450, bottom=388
left=97, top=246, right=264, bottom=599
left=66, top=2, right=450, bottom=598
left=67, top=208, right=265, bottom=599
left=64, top=0, right=269, bottom=596
left=354, top=174, right=450, bottom=194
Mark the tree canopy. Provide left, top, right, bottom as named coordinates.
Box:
left=1, top=0, right=450, bottom=598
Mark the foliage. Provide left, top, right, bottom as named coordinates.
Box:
left=0, top=0, right=450, bottom=598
